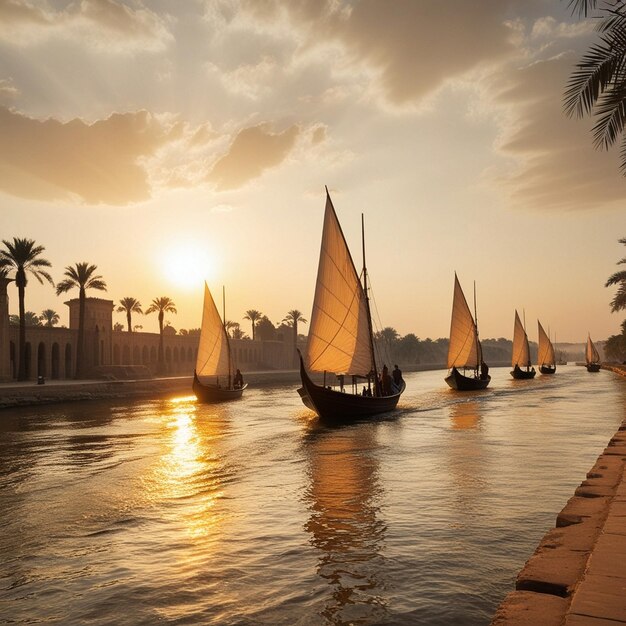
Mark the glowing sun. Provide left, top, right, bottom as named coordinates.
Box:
left=162, top=243, right=215, bottom=290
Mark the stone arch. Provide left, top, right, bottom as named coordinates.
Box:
left=187, top=347, right=193, bottom=362
left=122, top=345, right=130, bottom=364
left=51, top=343, right=60, bottom=379
left=24, top=342, right=32, bottom=379
left=150, top=346, right=157, bottom=364
left=142, top=346, right=149, bottom=365
left=133, top=345, right=140, bottom=364
left=65, top=343, right=72, bottom=379
left=9, top=341, right=16, bottom=379
left=113, top=344, right=120, bottom=365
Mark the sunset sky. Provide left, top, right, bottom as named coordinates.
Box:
left=1, top=0, right=625, bottom=343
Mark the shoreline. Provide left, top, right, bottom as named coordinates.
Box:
left=491, top=367, right=626, bottom=625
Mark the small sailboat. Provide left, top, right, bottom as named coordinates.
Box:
left=193, top=283, right=247, bottom=402
left=297, top=188, right=405, bottom=421
left=585, top=334, right=601, bottom=372
left=537, top=320, right=556, bottom=374
left=511, top=310, right=536, bottom=379
left=444, top=274, right=490, bottom=391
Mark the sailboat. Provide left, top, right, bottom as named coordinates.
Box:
left=297, top=188, right=405, bottom=421
left=192, top=283, right=247, bottom=402
left=585, top=334, right=601, bottom=372
left=444, top=274, right=490, bottom=390
left=510, top=310, right=536, bottom=379
left=537, top=320, right=556, bottom=374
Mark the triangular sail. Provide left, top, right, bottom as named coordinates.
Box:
left=537, top=320, right=555, bottom=366
left=305, top=193, right=373, bottom=376
left=447, top=274, right=480, bottom=369
left=512, top=310, right=531, bottom=367
left=586, top=335, right=600, bottom=364
left=195, top=282, right=232, bottom=379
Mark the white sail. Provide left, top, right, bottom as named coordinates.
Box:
left=586, top=335, right=600, bottom=364
left=512, top=310, right=531, bottom=368
left=537, top=320, right=555, bottom=366
left=195, top=282, right=232, bottom=380
left=305, top=193, right=373, bottom=377
left=447, top=274, right=480, bottom=370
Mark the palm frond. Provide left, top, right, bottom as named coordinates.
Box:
left=56, top=278, right=76, bottom=295
left=606, top=269, right=626, bottom=286
left=609, top=283, right=626, bottom=312
left=567, top=0, right=598, bottom=18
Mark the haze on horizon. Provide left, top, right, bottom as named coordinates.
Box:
left=0, top=0, right=624, bottom=344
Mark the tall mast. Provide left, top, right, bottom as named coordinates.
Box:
left=223, top=285, right=232, bottom=388
left=362, top=213, right=379, bottom=392
left=474, top=280, right=481, bottom=369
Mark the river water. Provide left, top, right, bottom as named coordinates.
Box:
left=0, top=365, right=624, bottom=625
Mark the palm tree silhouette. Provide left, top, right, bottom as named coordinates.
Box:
left=56, top=262, right=107, bottom=379
left=117, top=297, right=143, bottom=332
left=40, top=309, right=60, bottom=327
left=606, top=237, right=626, bottom=312
left=146, top=297, right=177, bottom=374
left=0, top=238, right=54, bottom=380
left=282, top=309, right=308, bottom=343
left=565, top=1, right=626, bottom=172
left=244, top=309, right=263, bottom=341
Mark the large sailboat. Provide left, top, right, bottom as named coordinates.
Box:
left=511, top=310, right=536, bottom=379
left=444, top=274, right=490, bottom=391
left=537, top=320, right=556, bottom=374
left=193, top=283, right=247, bottom=402
left=297, top=188, right=405, bottom=421
left=585, top=334, right=601, bottom=372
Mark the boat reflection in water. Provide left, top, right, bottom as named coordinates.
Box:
left=302, top=424, right=388, bottom=625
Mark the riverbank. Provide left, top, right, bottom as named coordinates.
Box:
left=491, top=370, right=626, bottom=625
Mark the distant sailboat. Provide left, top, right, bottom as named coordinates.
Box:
left=297, top=188, right=405, bottom=421
left=511, top=310, right=536, bottom=379
left=537, top=320, right=556, bottom=375
left=444, top=274, right=490, bottom=391
left=193, top=283, right=247, bottom=402
left=585, top=334, right=601, bottom=372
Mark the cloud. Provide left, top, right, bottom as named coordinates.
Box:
left=0, top=0, right=172, bottom=52
left=0, top=78, right=19, bottom=103
left=208, top=123, right=301, bottom=190
left=492, top=53, right=626, bottom=210
left=0, top=107, right=175, bottom=204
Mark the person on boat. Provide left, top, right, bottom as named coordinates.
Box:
left=234, top=369, right=244, bottom=388
left=392, top=364, right=403, bottom=387
left=381, top=364, right=393, bottom=396
left=480, top=361, right=489, bottom=380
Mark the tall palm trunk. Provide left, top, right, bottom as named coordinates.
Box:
left=158, top=310, right=164, bottom=374
left=16, top=269, right=26, bottom=381
left=127, top=311, right=132, bottom=332
left=75, top=287, right=86, bottom=379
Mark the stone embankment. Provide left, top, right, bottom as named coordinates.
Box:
left=0, top=370, right=313, bottom=409
left=491, top=399, right=626, bottom=624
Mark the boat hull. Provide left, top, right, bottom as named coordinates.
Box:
left=298, top=355, right=404, bottom=421
left=511, top=366, right=536, bottom=379
left=445, top=367, right=491, bottom=391
left=586, top=363, right=601, bottom=372
left=193, top=372, right=247, bottom=403
left=540, top=365, right=556, bottom=375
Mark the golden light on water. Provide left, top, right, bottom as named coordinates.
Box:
left=148, top=397, right=225, bottom=540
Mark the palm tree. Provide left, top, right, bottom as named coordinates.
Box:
left=117, top=297, right=143, bottom=332
left=0, top=238, right=53, bottom=380
left=244, top=309, right=263, bottom=341
left=564, top=1, right=626, bottom=172
left=606, top=237, right=626, bottom=312
left=224, top=320, right=238, bottom=336
left=40, top=309, right=60, bottom=327
left=56, top=262, right=107, bottom=379
left=282, top=309, right=308, bottom=344
left=10, top=311, right=42, bottom=327
left=146, top=297, right=177, bottom=374
left=231, top=326, right=247, bottom=340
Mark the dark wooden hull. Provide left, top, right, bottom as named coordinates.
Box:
left=586, top=363, right=601, bottom=372
left=297, top=355, right=404, bottom=421
left=445, top=367, right=491, bottom=391
left=511, top=366, right=536, bottom=379
left=540, top=365, right=556, bottom=375
left=192, top=372, right=247, bottom=403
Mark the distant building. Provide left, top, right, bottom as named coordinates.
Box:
left=0, top=281, right=304, bottom=382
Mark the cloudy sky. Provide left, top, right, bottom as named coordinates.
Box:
left=1, top=0, right=624, bottom=343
